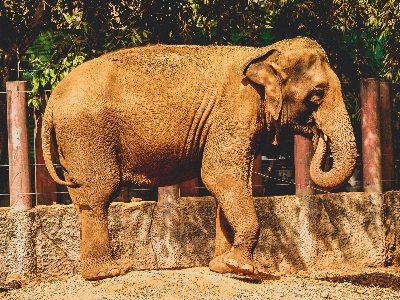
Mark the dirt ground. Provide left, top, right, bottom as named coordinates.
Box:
left=1, top=267, right=400, bottom=300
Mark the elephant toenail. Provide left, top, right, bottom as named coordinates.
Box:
left=110, top=269, right=120, bottom=277
left=225, top=259, right=239, bottom=269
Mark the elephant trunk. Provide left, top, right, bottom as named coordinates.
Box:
left=309, top=99, right=357, bottom=189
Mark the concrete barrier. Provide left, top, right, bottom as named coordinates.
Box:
left=1, top=191, right=399, bottom=282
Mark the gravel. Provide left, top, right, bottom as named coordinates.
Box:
left=1, top=267, right=400, bottom=300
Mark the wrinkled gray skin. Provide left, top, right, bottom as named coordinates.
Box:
left=42, top=37, right=356, bottom=280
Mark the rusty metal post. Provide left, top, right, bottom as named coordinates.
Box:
left=360, top=78, right=382, bottom=193
left=252, top=154, right=263, bottom=196
left=35, top=91, right=57, bottom=205
left=379, top=81, right=395, bottom=191
left=6, top=81, right=36, bottom=281
left=180, top=178, right=199, bottom=197
left=114, top=186, right=130, bottom=202
left=294, top=134, right=316, bottom=196
left=158, top=184, right=180, bottom=204
left=155, top=184, right=180, bottom=266
left=7, top=81, right=32, bottom=209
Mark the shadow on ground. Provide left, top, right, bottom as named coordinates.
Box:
left=319, top=272, right=400, bottom=291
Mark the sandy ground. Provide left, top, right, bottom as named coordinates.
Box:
left=1, top=267, right=400, bottom=300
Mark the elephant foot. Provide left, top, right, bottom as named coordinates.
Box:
left=223, top=248, right=259, bottom=276
left=209, top=254, right=233, bottom=274
left=81, top=259, right=122, bottom=281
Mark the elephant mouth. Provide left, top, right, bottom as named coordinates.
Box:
left=284, top=119, right=319, bottom=149
left=314, top=132, right=332, bottom=173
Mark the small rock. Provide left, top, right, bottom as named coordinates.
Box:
left=7, top=280, right=22, bottom=290
left=5, top=273, right=26, bottom=286
left=321, top=290, right=331, bottom=298
left=0, top=279, right=22, bottom=292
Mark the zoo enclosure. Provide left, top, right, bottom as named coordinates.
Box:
left=0, top=79, right=399, bottom=208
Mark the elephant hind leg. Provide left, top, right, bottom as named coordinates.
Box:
left=69, top=182, right=123, bottom=280
left=66, top=155, right=123, bottom=281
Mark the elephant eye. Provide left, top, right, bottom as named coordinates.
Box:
left=309, top=88, right=325, bottom=105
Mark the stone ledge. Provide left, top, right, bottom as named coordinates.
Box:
left=0, top=191, right=399, bottom=282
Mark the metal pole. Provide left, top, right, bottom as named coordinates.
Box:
left=155, top=184, right=180, bottom=267
left=158, top=184, right=180, bottom=204
left=6, top=81, right=36, bottom=281
left=294, top=134, right=316, bottom=196
left=180, top=178, right=199, bottom=197
left=34, top=91, right=57, bottom=205
left=114, top=186, right=130, bottom=202
left=6, top=81, right=32, bottom=209
left=360, top=78, right=382, bottom=193
left=252, top=154, right=263, bottom=196
left=379, top=81, right=395, bottom=191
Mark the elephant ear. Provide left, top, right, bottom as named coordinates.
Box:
left=243, top=50, right=286, bottom=121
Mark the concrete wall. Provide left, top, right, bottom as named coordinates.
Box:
left=0, top=191, right=399, bottom=282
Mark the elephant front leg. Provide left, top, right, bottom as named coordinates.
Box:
left=220, top=189, right=260, bottom=275
left=76, top=203, right=121, bottom=280
left=209, top=204, right=235, bottom=273
left=202, top=161, right=260, bottom=275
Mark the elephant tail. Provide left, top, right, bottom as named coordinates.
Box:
left=42, top=110, right=77, bottom=187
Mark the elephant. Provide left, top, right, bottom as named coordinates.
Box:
left=42, top=37, right=357, bottom=280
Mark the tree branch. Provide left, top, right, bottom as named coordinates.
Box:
left=18, top=0, right=52, bottom=54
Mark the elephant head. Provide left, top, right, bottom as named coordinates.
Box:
left=243, top=37, right=357, bottom=189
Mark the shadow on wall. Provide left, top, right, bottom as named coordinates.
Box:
left=253, top=192, right=388, bottom=274
left=254, top=198, right=307, bottom=273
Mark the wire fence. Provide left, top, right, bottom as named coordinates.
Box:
left=0, top=81, right=399, bottom=207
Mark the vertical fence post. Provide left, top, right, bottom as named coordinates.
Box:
left=360, top=78, right=382, bottom=193
left=6, top=81, right=36, bottom=281
left=180, top=178, right=199, bottom=197
left=154, top=184, right=180, bottom=266
left=35, top=91, right=57, bottom=205
left=379, top=81, right=395, bottom=191
left=114, top=186, right=130, bottom=202
left=158, top=184, right=180, bottom=204
left=6, top=81, right=32, bottom=209
left=294, top=134, right=316, bottom=196
left=252, top=154, right=263, bottom=196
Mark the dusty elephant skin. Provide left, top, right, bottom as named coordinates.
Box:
left=42, top=37, right=357, bottom=281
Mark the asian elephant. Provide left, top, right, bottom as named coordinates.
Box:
left=42, top=37, right=357, bottom=280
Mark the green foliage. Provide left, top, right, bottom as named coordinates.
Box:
left=343, top=90, right=361, bottom=124
left=2, top=1, right=400, bottom=112
left=366, top=0, right=400, bottom=82
left=190, top=0, right=271, bottom=45
left=126, top=0, right=399, bottom=83
left=3, top=1, right=399, bottom=83
left=28, top=53, right=86, bottom=109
